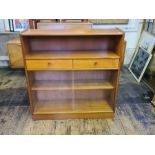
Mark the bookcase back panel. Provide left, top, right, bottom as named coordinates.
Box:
left=33, top=90, right=111, bottom=101
left=29, top=70, right=115, bottom=84
left=27, top=36, right=120, bottom=52
left=30, top=71, right=72, bottom=81
left=35, top=90, right=73, bottom=100
left=74, top=90, right=110, bottom=100
left=74, top=70, right=113, bottom=80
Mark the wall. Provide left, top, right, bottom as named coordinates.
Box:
left=0, top=19, right=143, bottom=67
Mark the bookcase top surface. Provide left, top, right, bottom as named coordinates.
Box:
left=20, top=28, right=124, bottom=36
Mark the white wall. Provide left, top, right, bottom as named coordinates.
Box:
left=93, top=19, right=143, bottom=65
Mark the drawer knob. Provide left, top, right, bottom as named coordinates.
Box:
left=48, top=62, right=52, bottom=66
left=94, top=62, right=98, bottom=66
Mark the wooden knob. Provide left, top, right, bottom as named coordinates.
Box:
left=94, top=62, right=98, bottom=66
left=48, top=62, right=52, bottom=66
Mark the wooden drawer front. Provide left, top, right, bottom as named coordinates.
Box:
left=26, top=60, right=72, bottom=70
left=73, top=59, right=119, bottom=69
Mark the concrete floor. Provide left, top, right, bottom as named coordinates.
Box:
left=0, top=67, right=155, bottom=135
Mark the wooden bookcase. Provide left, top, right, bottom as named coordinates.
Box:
left=20, top=28, right=124, bottom=120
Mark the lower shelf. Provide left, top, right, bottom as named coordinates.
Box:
left=32, top=99, right=114, bottom=119
left=31, top=79, right=114, bottom=90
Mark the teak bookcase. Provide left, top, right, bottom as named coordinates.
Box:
left=20, top=28, right=124, bottom=120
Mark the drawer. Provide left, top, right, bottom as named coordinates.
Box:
left=26, top=60, right=72, bottom=70
left=73, top=59, right=119, bottom=69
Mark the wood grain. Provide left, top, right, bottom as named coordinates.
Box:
left=26, top=51, right=120, bottom=60
left=20, top=29, right=124, bottom=36
left=37, top=23, right=92, bottom=30
left=73, top=59, right=119, bottom=69
left=7, top=38, right=24, bottom=68
left=26, top=60, right=72, bottom=70
left=31, top=79, right=114, bottom=90
left=89, top=19, right=129, bottom=24
left=33, top=99, right=113, bottom=114
left=32, top=99, right=114, bottom=119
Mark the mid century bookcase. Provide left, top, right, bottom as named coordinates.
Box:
left=20, top=28, right=124, bottom=120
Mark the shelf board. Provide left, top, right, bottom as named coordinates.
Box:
left=25, top=51, right=120, bottom=60
left=33, top=99, right=113, bottom=115
left=31, top=79, right=114, bottom=90
left=21, top=29, right=124, bottom=36
left=32, top=80, right=71, bottom=90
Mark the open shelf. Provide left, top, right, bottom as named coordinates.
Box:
left=33, top=99, right=113, bottom=115
left=29, top=70, right=115, bottom=90
left=32, top=88, right=114, bottom=119
left=31, top=79, right=114, bottom=90
left=25, top=51, right=120, bottom=60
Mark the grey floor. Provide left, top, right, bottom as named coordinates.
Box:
left=0, top=67, right=155, bottom=135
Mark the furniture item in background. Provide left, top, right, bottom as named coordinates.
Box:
left=129, top=47, right=152, bottom=82
left=7, top=38, right=24, bottom=68
left=29, top=19, right=58, bottom=29
left=129, top=31, right=155, bottom=82
left=0, top=32, right=19, bottom=67
left=29, top=19, right=129, bottom=29
left=88, top=19, right=129, bottom=24
left=37, top=23, right=92, bottom=30
left=61, top=19, right=88, bottom=23
left=29, top=19, right=89, bottom=29
left=20, top=28, right=124, bottom=120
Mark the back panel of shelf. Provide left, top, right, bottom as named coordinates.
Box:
left=21, top=35, right=123, bottom=59
left=28, top=70, right=117, bottom=91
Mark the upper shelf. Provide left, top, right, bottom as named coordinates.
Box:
left=20, top=28, right=124, bottom=36
left=25, top=51, right=120, bottom=59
